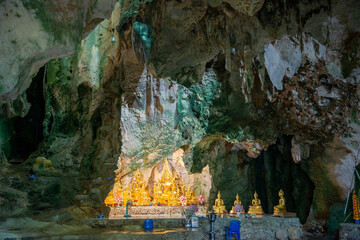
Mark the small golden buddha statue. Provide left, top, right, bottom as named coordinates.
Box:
left=138, top=186, right=151, bottom=205
left=234, top=194, right=242, bottom=205
left=153, top=182, right=163, bottom=205
left=186, top=186, right=193, bottom=205
left=191, top=190, right=197, bottom=205
left=213, top=191, right=226, bottom=214
left=104, top=191, right=116, bottom=206
left=230, top=194, right=244, bottom=214
left=248, top=191, right=264, bottom=214
left=173, top=172, right=183, bottom=193
left=273, top=189, right=286, bottom=215
left=123, top=184, right=132, bottom=205
left=113, top=175, right=123, bottom=197
left=169, top=187, right=181, bottom=206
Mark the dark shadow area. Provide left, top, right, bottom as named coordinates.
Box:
left=9, top=66, right=46, bottom=162
left=249, top=135, right=315, bottom=223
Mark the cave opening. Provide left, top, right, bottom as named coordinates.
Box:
left=249, top=135, right=315, bottom=224
left=8, top=66, right=46, bottom=163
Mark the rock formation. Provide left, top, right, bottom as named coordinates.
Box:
left=0, top=0, right=359, bottom=234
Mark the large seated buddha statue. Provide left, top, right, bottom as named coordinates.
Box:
left=130, top=170, right=150, bottom=205
left=104, top=191, right=116, bottom=206
left=273, top=189, right=287, bottom=215
left=248, top=191, right=264, bottom=214
left=213, top=191, right=226, bottom=214
left=131, top=170, right=144, bottom=199
left=157, top=159, right=178, bottom=205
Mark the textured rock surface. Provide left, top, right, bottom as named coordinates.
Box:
left=339, top=223, right=360, bottom=240
left=0, top=217, right=91, bottom=239
left=0, top=0, right=117, bottom=116
left=0, top=3, right=122, bottom=219
left=0, top=0, right=359, bottom=235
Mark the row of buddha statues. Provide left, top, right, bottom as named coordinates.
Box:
left=213, top=190, right=287, bottom=215
left=105, top=159, right=199, bottom=206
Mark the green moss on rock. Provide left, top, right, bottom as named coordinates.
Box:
left=116, top=0, right=153, bottom=33
left=21, top=0, right=78, bottom=42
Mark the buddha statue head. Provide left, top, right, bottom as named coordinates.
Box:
left=254, top=191, right=258, bottom=199
left=279, top=189, right=284, bottom=197
left=159, top=159, right=174, bottom=183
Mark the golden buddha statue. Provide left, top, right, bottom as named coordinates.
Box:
left=138, top=185, right=151, bottom=205
left=182, top=183, right=186, bottom=196
left=123, top=184, right=133, bottom=205
left=248, top=191, right=264, bottom=214
left=186, top=186, right=193, bottom=205
left=169, top=187, right=181, bottom=206
left=113, top=175, right=123, bottom=197
left=189, top=188, right=197, bottom=205
left=153, top=182, right=161, bottom=205
left=173, top=172, right=183, bottom=193
left=104, top=175, right=122, bottom=207
left=157, top=159, right=177, bottom=205
left=130, top=169, right=148, bottom=204
left=273, top=189, right=286, bottom=215
left=104, top=191, right=116, bottom=206
left=230, top=194, right=244, bottom=214
left=213, top=191, right=226, bottom=214
left=191, top=190, right=197, bottom=205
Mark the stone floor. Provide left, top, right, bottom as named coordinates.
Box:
left=0, top=215, right=306, bottom=240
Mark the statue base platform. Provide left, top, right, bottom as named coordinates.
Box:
left=83, top=215, right=302, bottom=239
left=248, top=212, right=264, bottom=215
left=109, top=206, right=207, bottom=219
left=272, top=212, right=296, bottom=217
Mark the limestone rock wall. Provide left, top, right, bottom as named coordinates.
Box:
left=0, top=0, right=117, bottom=117
left=0, top=0, right=359, bottom=229
left=0, top=4, right=122, bottom=219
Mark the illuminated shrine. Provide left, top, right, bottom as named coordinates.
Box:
left=105, top=158, right=207, bottom=218
left=106, top=158, right=199, bottom=207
